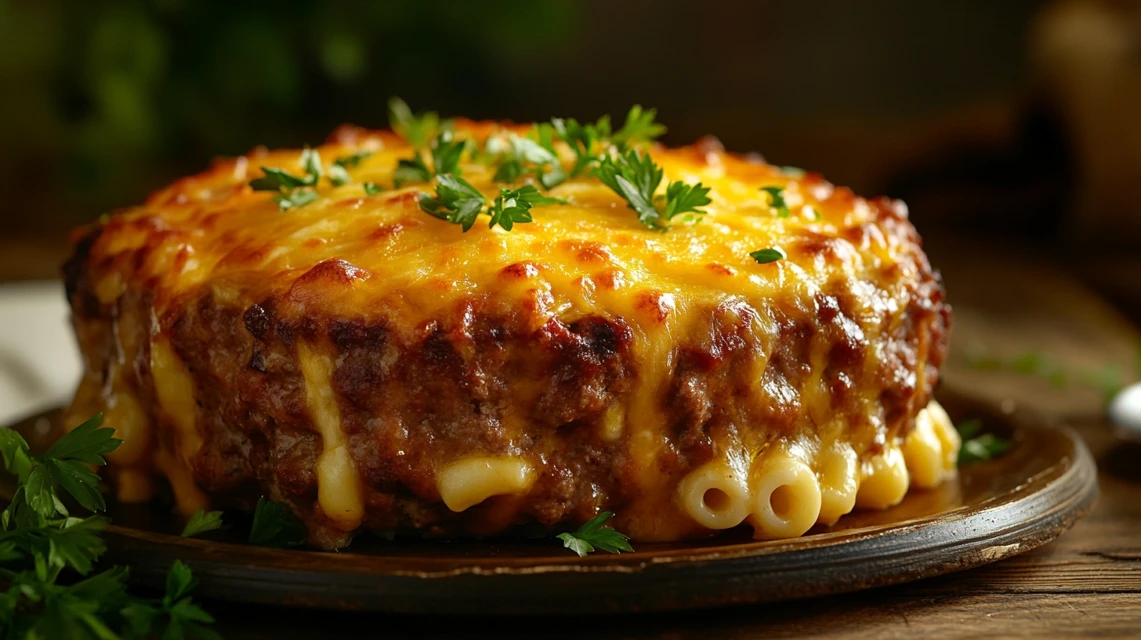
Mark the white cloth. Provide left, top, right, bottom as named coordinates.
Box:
left=0, top=282, right=81, bottom=425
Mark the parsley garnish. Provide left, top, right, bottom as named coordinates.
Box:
left=328, top=150, right=373, bottom=186
left=388, top=97, right=445, bottom=148
left=760, top=186, right=790, bottom=217
left=749, top=247, right=786, bottom=264
left=611, top=105, right=666, bottom=150
left=594, top=150, right=711, bottom=229
left=181, top=509, right=223, bottom=538
left=420, top=177, right=564, bottom=232
left=248, top=497, right=307, bottom=548
left=487, top=185, right=566, bottom=231
left=394, top=131, right=467, bottom=187
left=0, top=414, right=218, bottom=638
left=419, top=174, right=487, bottom=231
left=956, top=419, right=1012, bottom=464
left=490, top=132, right=566, bottom=189
left=362, top=182, right=383, bottom=196
left=250, top=147, right=324, bottom=211
left=556, top=511, right=633, bottom=557
left=120, top=560, right=220, bottom=640
left=551, top=116, right=610, bottom=177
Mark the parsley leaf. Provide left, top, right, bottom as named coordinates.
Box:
left=181, top=510, right=224, bottom=538
left=388, top=97, right=444, bottom=148
left=363, top=182, right=383, bottom=196
left=749, top=247, right=786, bottom=264
left=487, top=185, right=565, bottom=231
left=491, top=132, right=566, bottom=189
left=122, top=561, right=220, bottom=640
left=275, top=188, right=320, bottom=211
left=551, top=116, right=609, bottom=177
left=419, top=174, right=488, bottom=231
left=0, top=415, right=216, bottom=638
left=594, top=150, right=710, bottom=229
left=328, top=151, right=372, bottom=187
left=393, top=155, right=432, bottom=187
left=594, top=150, right=664, bottom=228
left=556, top=511, right=633, bottom=557
left=663, top=181, right=712, bottom=221
left=394, top=131, right=467, bottom=187
left=611, top=105, right=667, bottom=149
left=250, top=147, right=326, bottom=210
left=248, top=497, right=306, bottom=548
left=956, top=419, right=1011, bottom=464
left=760, top=186, right=790, bottom=217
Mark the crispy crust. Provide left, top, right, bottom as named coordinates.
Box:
left=64, top=122, right=950, bottom=549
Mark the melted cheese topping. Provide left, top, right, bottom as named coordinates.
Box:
left=71, top=121, right=946, bottom=538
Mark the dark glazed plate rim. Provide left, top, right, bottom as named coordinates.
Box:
left=6, top=389, right=1098, bottom=614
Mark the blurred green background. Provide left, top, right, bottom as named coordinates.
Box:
left=0, top=0, right=1046, bottom=230
left=2, top=0, right=1140, bottom=317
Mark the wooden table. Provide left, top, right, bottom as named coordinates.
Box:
left=2, top=236, right=1137, bottom=637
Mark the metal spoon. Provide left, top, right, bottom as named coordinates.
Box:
left=1108, top=381, right=1141, bottom=443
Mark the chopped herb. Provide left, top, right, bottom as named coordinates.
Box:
left=275, top=188, right=320, bottom=211
left=419, top=174, right=487, bottom=231
left=0, top=415, right=217, bottom=637
left=760, top=186, right=790, bottom=217
left=594, top=149, right=711, bottom=229
left=121, top=560, right=220, bottom=640
left=491, top=132, right=566, bottom=189
left=663, top=181, right=713, bottom=222
left=594, top=150, right=663, bottom=228
left=180, top=509, right=224, bottom=538
left=329, top=149, right=371, bottom=187
left=335, top=150, right=373, bottom=169
left=779, top=165, right=807, bottom=178
left=487, top=185, right=565, bottom=231
left=956, top=419, right=1011, bottom=464
left=248, top=497, right=307, bottom=548
left=394, top=131, right=467, bottom=187
left=749, top=247, right=786, bottom=264
left=611, top=105, right=667, bottom=149
left=388, top=97, right=443, bottom=148
left=250, top=147, right=325, bottom=210
left=556, top=511, right=633, bottom=557
left=362, top=182, right=383, bottom=196
left=551, top=116, right=610, bottom=177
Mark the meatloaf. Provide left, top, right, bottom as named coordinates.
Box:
left=63, top=110, right=953, bottom=550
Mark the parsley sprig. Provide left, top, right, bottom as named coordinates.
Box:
left=248, top=497, right=306, bottom=548
left=556, top=511, right=633, bottom=557
left=393, top=131, right=467, bottom=187
left=749, top=247, right=786, bottom=264
left=489, top=132, right=566, bottom=189
left=593, top=150, right=711, bottom=229
left=956, top=419, right=1012, bottom=464
left=0, top=414, right=219, bottom=638
left=420, top=177, right=565, bottom=232
left=760, top=186, right=790, bottom=217
left=181, top=509, right=224, bottom=538
left=120, top=561, right=220, bottom=640
left=249, top=147, right=324, bottom=211
left=388, top=97, right=447, bottom=148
